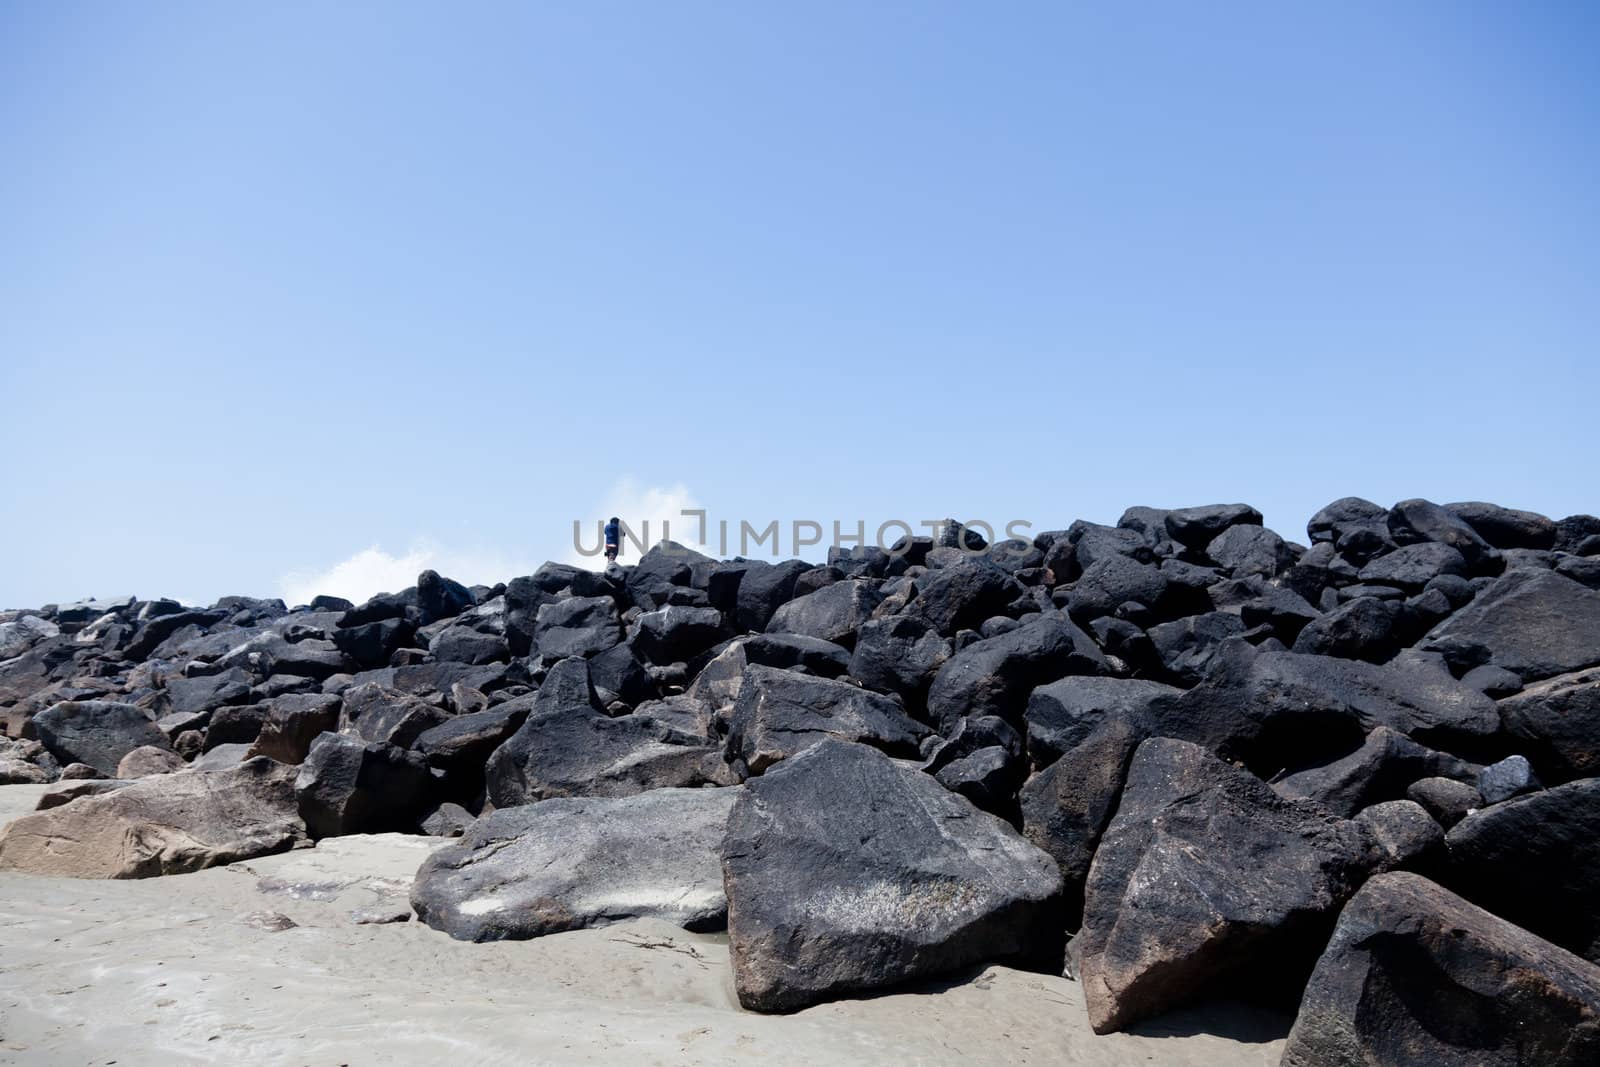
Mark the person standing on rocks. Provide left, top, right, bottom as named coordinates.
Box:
left=604, top=517, right=622, bottom=564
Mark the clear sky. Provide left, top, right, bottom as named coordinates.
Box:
left=3, top=1, right=1596, bottom=608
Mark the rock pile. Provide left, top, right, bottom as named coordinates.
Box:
left=2, top=503, right=1599, bottom=1061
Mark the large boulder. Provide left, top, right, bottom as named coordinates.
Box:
left=1023, top=676, right=1179, bottom=770
left=846, top=615, right=951, bottom=704
left=294, top=732, right=434, bottom=839
left=485, top=703, right=727, bottom=807
left=1444, top=501, right=1558, bottom=551
left=734, top=559, right=811, bottom=632
left=1386, top=498, right=1496, bottom=569
left=907, top=558, right=1024, bottom=637
left=1065, top=556, right=1168, bottom=624
left=765, top=580, right=882, bottom=648
left=1357, top=542, right=1467, bottom=590
left=624, top=541, right=710, bottom=612
left=413, top=702, right=531, bottom=775
left=0, top=758, right=303, bottom=878
left=412, top=787, right=737, bottom=942
left=1281, top=872, right=1600, bottom=1067
left=1292, top=597, right=1407, bottom=664
left=161, top=669, right=253, bottom=718
left=1164, top=503, right=1263, bottom=550
left=331, top=617, right=417, bottom=668
left=1496, top=667, right=1600, bottom=783
left=531, top=595, right=623, bottom=660
left=721, top=739, right=1063, bottom=1012
left=32, top=701, right=173, bottom=778
left=925, top=612, right=1108, bottom=733
left=0, top=614, right=59, bottom=660
left=246, top=693, right=342, bottom=765
left=1147, top=611, right=1248, bottom=684
left=724, top=665, right=928, bottom=776
left=337, top=682, right=449, bottom=748
left=1444, top=777, right=1600, bottom=962
left=1307, top=496, right=1393, bottom=558
left=1020, top=711, right=1151, bottom=919
left=115, top=745, right=188, bottom=778
left=629, top=605, right=729, bottom=664
left=1168, top=645, right=1501, bottom=776
left=416, top=569, right=474, bottom=624
left=1078, top=738, right=1383, bottom=1033
left=1205, top=524, right=1296, bottom=578
left=1422, top=570, right=1600, bottom=682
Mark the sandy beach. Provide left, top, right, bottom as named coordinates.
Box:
left=0, top=785, right=1287, bottom=1067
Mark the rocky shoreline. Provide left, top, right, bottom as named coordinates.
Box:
left=2, top=497, right=1599, bottom=1063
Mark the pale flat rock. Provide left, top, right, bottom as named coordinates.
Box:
left=412, top=787, right=738, bottom=941
left=0, top=758, right=303, bottom=878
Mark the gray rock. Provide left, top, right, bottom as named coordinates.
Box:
left=1066, top=556, right=1169, bottom=624
left=192, top=742, right=254, bottom=772
left=419, top=802, right=475, bottom=837
left=907, top=558, right=1024, bottom=637
left=1444, top=501, right=1559, bottom=550
left=722, top=739, right=1063, bottom=1012
left=1357, top=542, right=1467, bottom=589
left=413, top=787, right=737, bottom=941
left=1164, top=504, right=1264, bottom=550
left=1020, top=711, right=1151, bottom=920
left=1169, top=646, right=1500, bottom=776
left=1478, top=754, right=1542, bottom=805
left=1148, top=611, right=1248, bottom=684
left=1387, top=498, right=1496, bottom=569
left=629, top=605, right=729, bottom=664
left=1292, top=596, right=1406, bottom=664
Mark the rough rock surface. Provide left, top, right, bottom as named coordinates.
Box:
left=1078, top=738, right=1381, bottom=1033
left=1444, top=777, right=1600, bottom=962
left=0, top=758, right=302, bottom=878
left=722, top=740, right=1063, bottom=1012
left=413, top=787, right=738, bottom=941
left=725, top=664, right=928, bottom=776
left=32, top=701, right=173, bottom=778
left=1281, top=872, right=1600, bottom=1067
left=485, top=703, right=727, bottom=806
left=1423, top=569, right=1600, bottom=682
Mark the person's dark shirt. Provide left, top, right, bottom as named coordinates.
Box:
left=604, top=519, right=620, bottom=546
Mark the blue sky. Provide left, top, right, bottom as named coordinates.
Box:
left=3, top=1, right=1596, bottom=607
